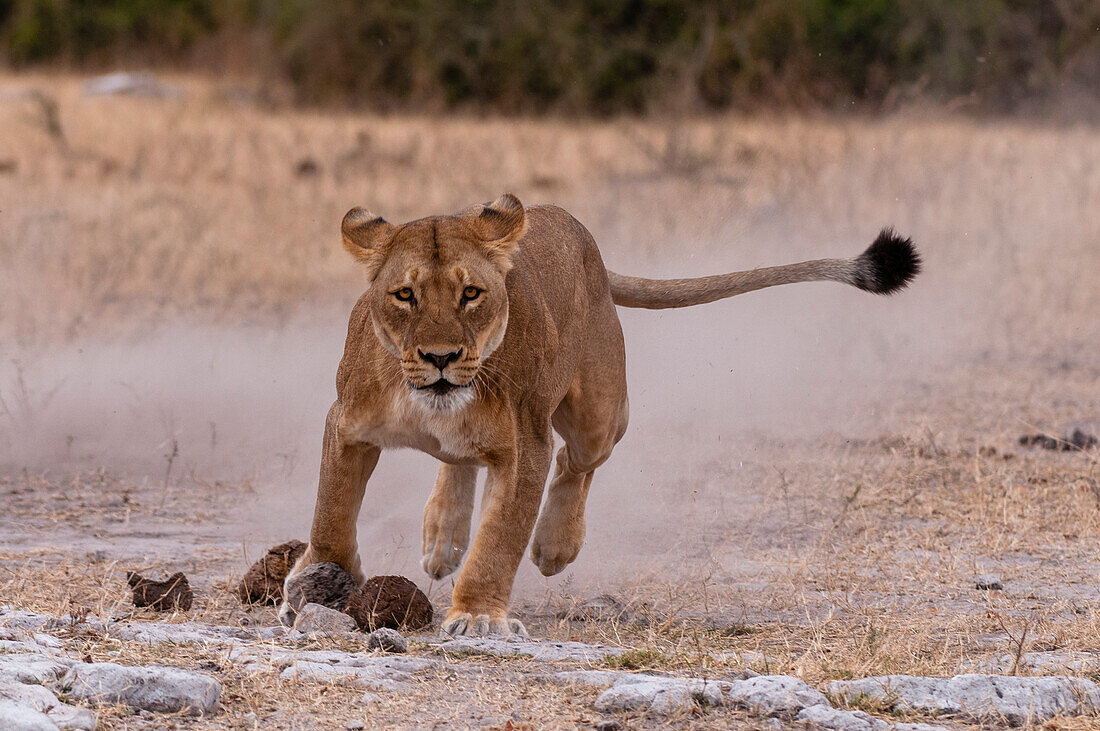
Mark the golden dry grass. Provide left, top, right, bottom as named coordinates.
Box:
left=1, top=73, right=1099, bottom=728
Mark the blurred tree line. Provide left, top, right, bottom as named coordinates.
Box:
left=1, top=0, right=1096, bottom=114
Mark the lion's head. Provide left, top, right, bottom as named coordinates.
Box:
left=341, top=194, right=527, bottom=411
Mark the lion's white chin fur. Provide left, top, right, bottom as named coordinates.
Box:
left=409, top=385, right=477, bottom=413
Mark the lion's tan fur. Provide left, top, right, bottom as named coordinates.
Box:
left=283, top=194, right=914, bottom=635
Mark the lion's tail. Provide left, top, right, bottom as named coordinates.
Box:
left=607, top=228, right=921, bottom=310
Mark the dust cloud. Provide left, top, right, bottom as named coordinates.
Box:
left=0, top=209, right=967, bottom=600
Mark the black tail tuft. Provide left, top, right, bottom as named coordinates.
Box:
left=853, top=228, right=922, bottom=295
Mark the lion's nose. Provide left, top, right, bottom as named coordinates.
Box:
left=418, top=349, right=462, bottom=371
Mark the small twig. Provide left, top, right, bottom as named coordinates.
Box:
left=161, top=439, right=179, bottom=504
left=990, top=609, right=1031, bottom=676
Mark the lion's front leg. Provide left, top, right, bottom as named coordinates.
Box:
left=279, top=401, right=379, bottom=624
left=421, top=464, right=477, bottom=579
left=442, top=431, right=552, bottom=637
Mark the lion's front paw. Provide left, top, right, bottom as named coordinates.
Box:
left=441, top=608, right=528, bottom=638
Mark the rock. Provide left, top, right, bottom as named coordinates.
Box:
left=280, top=660, right=416, bottom=692
left=795, top=705, right=889, bottom=730
left=0, top=610, right=53, bottom=633
left=109, top=619, right=286, bottom=645
left=31, top=634, right=62, bottom=650
left=366, top=627, right=407, bottom=653
left=0, top=629, right=65, bottom=657
left=974, top=574, right=1003, bottom=591
left=238, top=539, right=307, bottom=605
left=127, top=571, right=193, bottom=611
left=281, top=562, right=359, bottom=626
left=359, top=692, right=381, bottom=704
left=0, top=680, right=95, bottom=730
left=234, top=643, right=441, bottom=693
left=436, top=636, right=626, bottom=662
left=345, top=721, right=365, bottom=730
left=0, top=699, right=57, bottom=731
left=83, top=72, right=182, bottom=99
left=553, top=670, right=640, bottom=689
left=0, top=640, right=56, bottom=656
left=0, top=654, right=73, bottom=684
left=595, top=676, right=729, bottom=715
left=345, top=575, right=432, bottom=631
left=62, top=662, right=220, bottom=716
left=292, top=603, right=357, bottom=635
left=893, top=725, right=952, bottom=731
left=826, top=674, right=1100, bottom=725
left=728, top=675, right=829, bottom=717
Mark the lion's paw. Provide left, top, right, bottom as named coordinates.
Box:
left=529, top=526, right=583, bottom=577
left=421, top=508, right=470, bottom=580
left=420, top=542, right=465, bottom=580
left=441, top=609, right=528, bottom=638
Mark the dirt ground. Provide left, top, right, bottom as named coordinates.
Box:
left=1, top=74, right=1098, bottom=728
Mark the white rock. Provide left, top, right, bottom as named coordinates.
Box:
left=62, top=662, right=220, bottom=716
left=826, top=674, right=1100, bottom=725
left=366, top=628, right=407, bottom=653
left=794, top=704, right=889, bottom=730
left=109, top=620, right=268, bottom=646
left=0, top=699, right=57, bottom=731
left=292, top=604, right=357, bottom=635
left=0, top=640, right=61, bottom=656
left=893, top=725, right=952, bottom=731
left=0, top=654, right=73, bottom=684
left=436, top=636, right=625, bottom=662
left=728, top=675, right=829, bottom=717
left=83, top=72, right=182, bottom=98
left=279, top=661, right=414, bottom=692
left=31, top=634, right=63, bottom=649
left=338, top=655, right=437, bottom=673
left=359, top=692, right=381, bottom=704
left=595, top=677, right=729, bottom=715
left=0, top=610, right=53, bottom=632
left=553, top=670, right=642, bottom=689
left=0, top=680, right=95, bottom=730
left=274, top=654, right=440, bottom=692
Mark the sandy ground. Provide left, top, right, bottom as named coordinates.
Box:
left=1, top=74, right=1098, bottom=727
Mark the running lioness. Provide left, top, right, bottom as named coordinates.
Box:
left=281, top=194, right=920, bottom=636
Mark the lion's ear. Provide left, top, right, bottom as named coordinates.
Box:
left=342, top=207, right=395, bottom=279
left=473, top=193, right=527, bottom=271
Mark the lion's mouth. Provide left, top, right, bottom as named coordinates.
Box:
left=411, top=380, right=471, bottom=395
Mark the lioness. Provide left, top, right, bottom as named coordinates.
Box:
left=282, top=194, right=919, bottom=636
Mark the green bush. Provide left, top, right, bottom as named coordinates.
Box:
left=1, top=0, right=1096, bottom=113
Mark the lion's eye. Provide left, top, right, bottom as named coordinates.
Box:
left=462, top=286, right=481, bottom=302
left=394, top=288, right=414, bottom=302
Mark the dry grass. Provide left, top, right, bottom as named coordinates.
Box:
left=2, top=73, right=1097, bottom=350
left=1, top=73, right=1099, bottom=728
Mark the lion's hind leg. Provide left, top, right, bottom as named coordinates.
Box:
left=531, top=322, right=628, bottom=577
left=422, top=463, right=478, bottom=579
left=530, top=446, right=597, bottom=577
